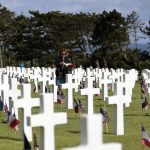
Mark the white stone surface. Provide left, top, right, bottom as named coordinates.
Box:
left=80, top=76, right=100, bottom=114
left=106, top=82, right=131, bottom=135
left=62, top=74, right=76, bottom=109
left=13, top=84, right=40, bottom=141
left=27, top=93, right=67, bottom=150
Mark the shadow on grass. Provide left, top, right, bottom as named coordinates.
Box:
left=132, top=97, right=139, bottom=99
left=124, top=113, right=149, bottom=116
left=67, top=130, right=80, bottom=134
left=68, top=117, right=80, bottom=120
left=94, top=98, right=103, bottom=100
left=0, top=136, right=21, bottom=141
left=144, top=113, right=149, bottom=116
left=103, top=132, right=113, bottom=135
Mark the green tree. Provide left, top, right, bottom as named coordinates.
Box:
left=142, top=21, right=150, bottom=45
left=126, top=11, right=144, bottom=49
left=70, top=12, right=97, bottom=52
left=11, top=15, right=32, bottom=62
left=0, top=4, right=16, bottom=67
left=92, top=10, right=129, bottom=52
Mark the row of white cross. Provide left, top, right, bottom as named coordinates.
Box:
left=142, top=69, right=150, bottom=94
left=0, top=66, right=138, bottom=150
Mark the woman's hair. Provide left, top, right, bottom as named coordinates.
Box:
left=59, top=49, right=68, bottom=56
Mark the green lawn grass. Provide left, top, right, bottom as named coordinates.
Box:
left=0, top=81, right=150, bottom=150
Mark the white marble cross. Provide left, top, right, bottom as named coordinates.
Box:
left=122, top=73, right=134, bottom=100
left=62, top=74, right=76, bottom=109
left=85, top=68, right=94, bottom=78
left=109, top=69, right=118, bottom=92
left=40, top=68, right=50, bottom=94
left=142, top=70, right=150, bottom=95
left=0, top=74, right=10, bottom=105
left=72, top=69, right=80, bottom=92
left=93, top=68, right=102, bottom=84
left=63, top=114, right=122, bottom=150
left=38, top=75, right=48, bottom=94
left=30, top=68, right=41, bottom=92
left=80, top=76, right=100, bottom=114
left=12, top=83, right=40, bottom=141
left=106, top=82, right=131, bottom=135
left=116, top=69, right=125, bottom=82
left=142, top=69, right=149, bottom=80
left=27, top=93, right=67, bottom=150
left=48, top=68, right=57, bottom=102
left=33, top=78, right=39, bottom=93
left=99, top=70, right=112, bottom=101
left=8, top=78, right=21, bottom=119
left=76, top=67, right=85, bottom=84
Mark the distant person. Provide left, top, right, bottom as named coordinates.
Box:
left=19, top=62, right=25, bottom=72
left=0, top=96, right=3, bottom=111
left=55, top=48, right=74, bottom=85
left=55, top=48, right=75, bottom=97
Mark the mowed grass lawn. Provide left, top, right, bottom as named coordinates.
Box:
left=0, top=81, right=150, bottom=150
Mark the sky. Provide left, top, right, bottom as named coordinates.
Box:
left=0, top=0, right=150, bottom=43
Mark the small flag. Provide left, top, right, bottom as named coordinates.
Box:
left=140, top=79, right=146, bottom=88
left=141, top=86, right=146, bottom=94
left=79, top=81, right=85, bottom=89
left=57, top=91, right=65, bottom=104
left=38, top=84, right=41, bottom=92
left=5, top=111, right=11, bottom=123
left=0, top=99, right=4, bottom=111
left=100, top=107, right=110, bottom=124
left=73, top=99, right=79, bottom=113
left=24, top=132, right=32, bottom=150
left=8, top=111, right=20, bottom=130
left=45, top=86, right=48, bottom=93
left=3, top=102, right=8, bottom=113
left=68, top=64, right=76, bottom=69
left=33, top=84, right=36, bottom=92
left=141, top=79, right=147, bottom=94
left=34, top=133, right=39, bottom=150
left=78, top=99, right=85, bottom=113
left=142, top=97, right=148, bottom=110
left=141, top=125, right=150, bottom=148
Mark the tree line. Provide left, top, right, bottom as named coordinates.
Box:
left=0, top=4, right=150, bottom=70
